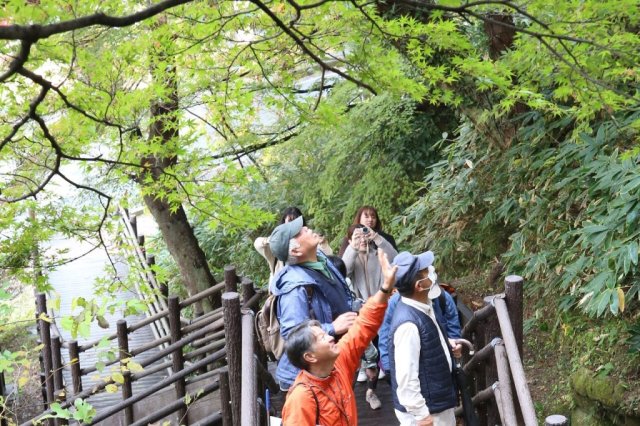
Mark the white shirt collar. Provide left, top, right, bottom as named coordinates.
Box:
left=400, top=296, right=434, bottom=317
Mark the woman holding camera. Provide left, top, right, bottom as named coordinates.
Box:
left=338, top=205, right=398, bottom=256
left=341, top=216, right=398, bottom=410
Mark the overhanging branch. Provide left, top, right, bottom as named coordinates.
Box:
left=0, top=0, right=194, bottom=41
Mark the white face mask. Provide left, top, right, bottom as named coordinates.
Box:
left=426, top=265, right=442, bottom=300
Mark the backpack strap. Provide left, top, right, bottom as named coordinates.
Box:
left=304, top=286, right=316, bottom=320
left=293, top=382, right=320, bottom=425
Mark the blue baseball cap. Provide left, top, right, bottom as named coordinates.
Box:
left=392, top=251, right=435, bottom=292
left=269, top=216, right=304, bottom=262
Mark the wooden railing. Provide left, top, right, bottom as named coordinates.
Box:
left=455, top=275, right=568, bottom=426
left=25, top=266, right=270, bottom=426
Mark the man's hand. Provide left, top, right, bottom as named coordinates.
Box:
left=332, top=311, right=357, bottom=335
left=449, top=339, right=463, bottom=359
left=417, top=415, right=433, bottom=426
left=378, top=249, right=397, bottom=291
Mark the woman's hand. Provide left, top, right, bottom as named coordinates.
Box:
left=350, top=228, right=364, bottom=250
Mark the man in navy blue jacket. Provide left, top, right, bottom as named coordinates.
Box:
left=387, top=251, right=460, bottom=426
left=379, top=285, right=461, bottom=374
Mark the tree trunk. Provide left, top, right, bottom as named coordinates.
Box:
left=140, top=16, right=216, bottom=312
left=143, top=195, right=216, bottom=312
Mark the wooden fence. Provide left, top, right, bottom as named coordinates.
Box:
left=455, top=275, right=568, bottom=426
left=24, top=265, right=270, bottom=426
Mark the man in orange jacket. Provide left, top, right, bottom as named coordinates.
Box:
left=281, top=249, right=397, bottom=425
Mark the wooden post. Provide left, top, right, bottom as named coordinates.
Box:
left=161, top=282, right=169, bottom=301
left=168, top=296, right=187, bottom=424
left=545, top=414, right=569, bottom=425
left=483, top=296, right=500, bottom=426
left=36, top=293, right=55, bottom=426
left=34, top=301, right=47, bottom=411
left=50, top=336, right=67, bottom=426
left=504, top=276, right=525, bottom=424
left=117, top=320, right=134, bottom=425
left=241, top=311, right=257, bottom=426
left=68, top=341, right=82, bottom=394
left=494, top=341, right=518, bottom=425
left=0, top=362, right=7, bottom=426
left=241, top=278, right=256, bottom=309
left=224, top=266, right=238, bottom=293
left=474, top=320, right=487, bottom=426
left=146, top=254, right=156, bottom=277
left=494, top=297, right=537, bottom=426
left=223, top=292, right=242, bottom=426
left=138, top=235, right=146, bottom=259
left=219, top=367, right=233, bottom=426
left=504, top=275, right=524, bottom=357
left=130, top=215, right=138, bottom=238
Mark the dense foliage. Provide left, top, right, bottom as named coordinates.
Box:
left=1, top=0, right=640, bottom=421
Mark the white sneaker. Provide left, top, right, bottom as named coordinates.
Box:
left=357, top=367, right=367, bottom=382
left=378, top=369, right=386, bottom=380
left=366, top=390, right=382, bottom=410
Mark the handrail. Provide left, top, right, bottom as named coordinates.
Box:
left=493, top=295, right=537, bottom=426
left=463, top=337, right=500, bottom=375
left=461, top=303, right=495, bottom=339
left=118, top=207, right=170, bottom=345
left=180, top=281, right=226, bottom=308
left=25, top=319, right=226, bottom=425
left=87, top=349, right=226, bottom=425
left=129, top=379, right=221, bottom=426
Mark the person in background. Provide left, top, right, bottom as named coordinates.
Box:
left=327, top=255, right=382, bottom=410
left=340, top=223, right=397, bottom=409
left=269, top=216, right=353, bottom=392
left=388, top=251, right=461, bottom=426
left=281, top=249, right=397, bottom=426
left=338, top=205, right=398, bottom=256
left=254, top=207, right=332, bottom=290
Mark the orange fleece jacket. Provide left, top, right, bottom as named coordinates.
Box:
left=281, top=299, right=387, bottom=426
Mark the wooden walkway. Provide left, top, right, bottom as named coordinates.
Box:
left=45, top=234, right=168, bottom=413
left=354, top=378, right=399, bottom=425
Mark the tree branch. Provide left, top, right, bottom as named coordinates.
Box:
left=0, top=0, right=195, bottom=41
left=249, top=0, right=377, bottom=94
left=0, top=40, right=32, bottom=83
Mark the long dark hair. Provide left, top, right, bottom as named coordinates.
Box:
left=351, top=205, right=382, bottom=231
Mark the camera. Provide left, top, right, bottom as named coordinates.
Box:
left=351, top=298, right=364, bottom=313
left=361, top=227, right=369, bottom=234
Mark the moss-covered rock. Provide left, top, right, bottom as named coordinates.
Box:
left=570, top=368, right=640, bottom=424
left=571, top=406, right=610, bottom=426
left=571, top=368, right=626, bottom=409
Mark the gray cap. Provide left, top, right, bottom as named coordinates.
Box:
left=269, top=216, right=304, bottom=262
left=392, top=251, right=435, bottom=293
